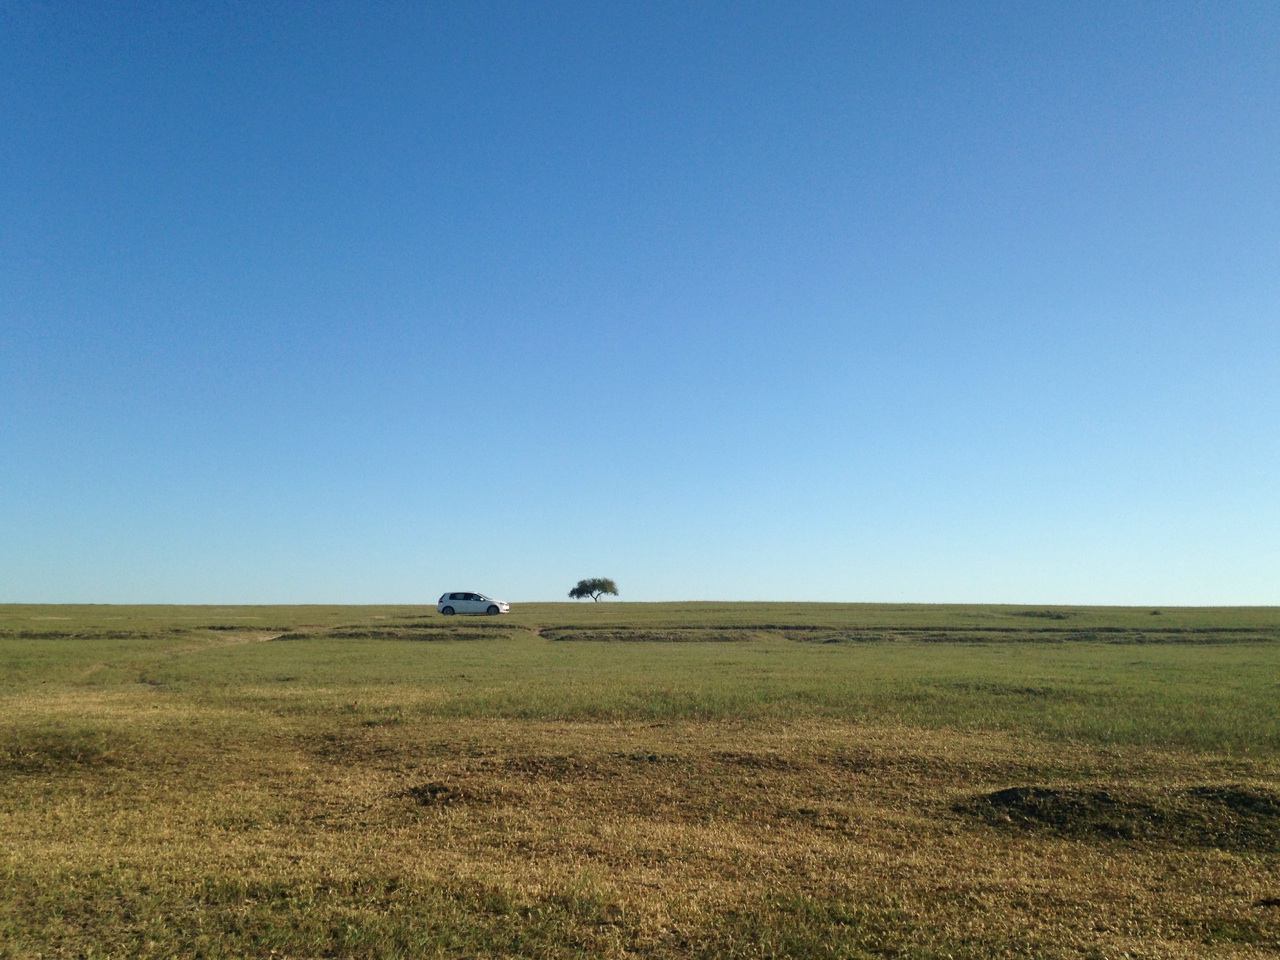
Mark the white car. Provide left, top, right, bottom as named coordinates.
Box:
left=437, top=592, right=510, bottom=616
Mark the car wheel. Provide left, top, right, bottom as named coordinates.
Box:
left=441, top=606, right=455, bottom=616
left=486, top=605, right=499, bottom=615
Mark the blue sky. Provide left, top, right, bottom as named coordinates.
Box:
left=3, top=1, right=1277, bottom=604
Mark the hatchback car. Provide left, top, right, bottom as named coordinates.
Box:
left=437, top=592, right=510, bottom=615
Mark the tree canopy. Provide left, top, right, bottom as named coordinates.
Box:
left=568, top=578, right=619, bottom=602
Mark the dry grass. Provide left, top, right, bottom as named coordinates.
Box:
left=2, top=604, right=1279, bottom=958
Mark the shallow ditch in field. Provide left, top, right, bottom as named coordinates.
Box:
left=271, top=623, right=526, bottom=641
left=956, top=783, right=1280, bottom=851
left=537, top=624, right=1280, bottom=644
left=539, top=627, right=761, bottom=642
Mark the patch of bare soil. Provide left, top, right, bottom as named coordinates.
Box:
left=957, top=783, right=1280, bottom=851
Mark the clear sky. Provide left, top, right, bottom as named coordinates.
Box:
left=3, top=2, right=1277, bottom=605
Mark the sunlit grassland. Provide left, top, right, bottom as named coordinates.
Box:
left=3, top=603, right=1279, bottom=958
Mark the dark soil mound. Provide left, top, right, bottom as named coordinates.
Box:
left=957, top=783, right=1280, bottom=851
left=403, top=782, right=468, bottom=806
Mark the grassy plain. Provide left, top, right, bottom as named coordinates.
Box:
left=2, top=602, right=1279, bottom=958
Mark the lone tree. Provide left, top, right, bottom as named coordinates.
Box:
left=568, top=577, right=619, bottom=602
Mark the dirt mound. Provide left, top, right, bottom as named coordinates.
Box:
left=402, top=782, right=470, bottom=807
left=957, top=783, right=1280, bottom=851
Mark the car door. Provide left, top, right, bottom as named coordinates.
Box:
left=460, top=593, right=484, bottom=614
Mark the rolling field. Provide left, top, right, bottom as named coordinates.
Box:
left=3, top=602, right=1279, bottom=958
